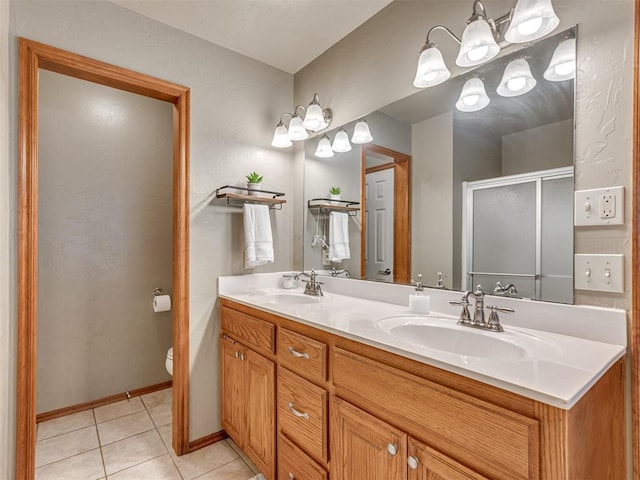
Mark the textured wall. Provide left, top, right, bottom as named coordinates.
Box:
left=37, top=70, right=174, bottom=413
left=294, top=0, right=635, bottom=311
left=412, top=112, right=454, bottom=286
left=9, top=0, right=293, bottom=450
left=0, top=0, right=14, bottom=476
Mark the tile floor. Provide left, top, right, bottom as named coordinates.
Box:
left=35, top=388, right=264, bottom=480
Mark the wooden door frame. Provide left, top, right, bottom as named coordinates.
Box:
left=17, top=38, right=190, bottom=479
left=360, top=144, right=411, bottom=284
left=633, top=2, right=640, bottom=478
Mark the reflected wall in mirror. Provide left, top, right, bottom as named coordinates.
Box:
left=303, top=27, right=575, bottom=304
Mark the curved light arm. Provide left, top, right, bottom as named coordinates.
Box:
left=424, top=25, right=462, bottom=47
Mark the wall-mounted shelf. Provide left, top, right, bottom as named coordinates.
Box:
left=308, top=198, right=360, bottom=216
left=214, top=185, right=286, bottom=210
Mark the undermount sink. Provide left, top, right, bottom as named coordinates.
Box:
left=249, top=291, right=324, bottom=305
left=377, top=316, right=547, bottom=360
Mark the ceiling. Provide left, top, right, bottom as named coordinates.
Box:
left=110, top=0, right=393, bottom=74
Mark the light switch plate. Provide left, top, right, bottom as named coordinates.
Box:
left=574, top=254, right=624, bottom=293
left=574, top=186, right=624, bottom=226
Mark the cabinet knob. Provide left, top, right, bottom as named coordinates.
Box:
left=288, top=474, right=295, bottom=480
left=407, top=456, right=419, bottom=470
left=288, top=346, right=310, bottom=359
left=239, top=353, right=246, bottom=361
left=387, top=443, right=398, bottom=456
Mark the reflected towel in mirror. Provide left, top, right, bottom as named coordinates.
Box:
left=329, top=211, right=350, bottom=262
left=244, top=204, right=274, bottom=268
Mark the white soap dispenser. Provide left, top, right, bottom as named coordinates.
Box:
left=409, top=273, right=430, bottom=314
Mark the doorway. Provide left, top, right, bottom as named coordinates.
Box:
left=360, top=144, right=411, bottom=284
left=17, top=38, right=190, bottom=479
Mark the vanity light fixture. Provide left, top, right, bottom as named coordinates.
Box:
left=351, top=120, right=374, bottom=144
left=331, top=128, right=352, bottom=153
left=455, top=78, right=490, bottom=112
left=496, top=58, right=537, bottom=97
left=315, top=135, right=335, bottom=158
left=544, top=37, right=576, bottom=81
left=413, top=0, right=559, bottom=89
left=456, top=1, right=500, bottom=67
left=271, top=93, right=332, bottom=148
left=504, top=0, right=560, bottom=44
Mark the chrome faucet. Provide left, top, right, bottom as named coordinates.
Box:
left=493, top=281, right=518, bottom=297
left=296, top=269, right=324, bottom=296
left=330, top=267, right=351, bottom=278
left=449, top=285, right=513, bottom=332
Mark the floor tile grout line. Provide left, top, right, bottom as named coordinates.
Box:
left=35, top=422, right=96, bottom=443
left=190, top=455, right=250, bottom=480
left=33, top=446, right=103, bottom=472
left=93, top=408, right=108, bottom=479
left=99, top=426, right=158, bottom=448
left=104, top=451, right=170, bottom=478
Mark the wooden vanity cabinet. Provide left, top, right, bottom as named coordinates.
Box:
left=220, top=310, right=276, bottom=480
left=219, top=299, right=625, bottom=480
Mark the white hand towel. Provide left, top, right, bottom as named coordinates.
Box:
left=329, top=211, right=350, bottom=262
left=243, top=204, right=274, bottom=269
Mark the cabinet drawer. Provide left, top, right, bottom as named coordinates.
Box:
left=277, top=328, right=327, bottom=383
left=278, top=434, right=327, bottom=480
left=333, top=348, right=539, bottom=480
left=221, top=306, right=275, bottom=354
left=278, top=368, right=328, bottom=463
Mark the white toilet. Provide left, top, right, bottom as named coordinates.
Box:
left=165, top=347, right=173, bottom=376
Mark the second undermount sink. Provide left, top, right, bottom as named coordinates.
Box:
left=249, top=291, right=325, bottom=305
left=377, top=316, right=547, bottom=360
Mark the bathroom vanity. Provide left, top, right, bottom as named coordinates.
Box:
left=218, top=274, right=626, bottom=480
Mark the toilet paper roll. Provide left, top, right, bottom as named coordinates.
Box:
left=153, top=295, right=172, bottom=313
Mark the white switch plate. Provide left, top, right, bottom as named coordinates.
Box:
left=574, top=254, right=624, bottom=293
left=574, top=186, right=624, bottom=226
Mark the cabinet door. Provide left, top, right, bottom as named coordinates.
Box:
left=408, top=438, right=489, bottom=480
left=331, top=397, right=406, bottom=480
left=245, top=348, right=276, bottom=480
left=220, top=337, right=246, bottom=448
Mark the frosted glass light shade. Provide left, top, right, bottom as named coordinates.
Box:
left=351, top=120, right=373, bottom=144
left=302, top=103, right=327, bottom=131
left=544, top=38, right=576, bottom=81
left=288, top=115, right=309, bottom=141
left=505, top=0, right=559, bottom=43
left=413, top=45, right=451, bottom=88
left=315, top=135, right=334, bottom=158
left=271, top=123, right=292, bottom=148
left=456, top=19, right=500, bottom=67
left=497, top=59, right=537, bottom=97
left=456, top=78, right=490, bottom=112
left=332, top=129, right=352, bottom=153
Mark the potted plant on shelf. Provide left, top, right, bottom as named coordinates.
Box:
left=329, top=186, right=342, bottom=204
left=246, top=172, right=263, bottom=196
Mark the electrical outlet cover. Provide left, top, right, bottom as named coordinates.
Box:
left=575, top=186, right=624, bottom=226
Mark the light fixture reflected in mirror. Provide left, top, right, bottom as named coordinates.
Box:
left=505, top=0, right=560, bottom=43
left=351, top=120, right=374, bottom=144
left=315, top=135, right=334, bottom=158
left=544, top=38, right=576, bottom=81
left=456, top=78, right=490, bottom=112
left=497, top=58, right=537, bottom=97
left=331, top=129, right=352, bottom=152
left=271, top=93, right=332, bottom=148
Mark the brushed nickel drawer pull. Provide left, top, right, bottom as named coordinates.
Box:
left=288, top=346, right=309, bottom=359
left=288, top=474, right=295, bottom=480
left=407, top=456, right=419, bottom=469
left=387, top=443, right=398, bottom=456
left=287, top=402, right=310, bottom=420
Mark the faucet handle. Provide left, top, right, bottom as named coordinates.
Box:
left=412, top=273, right=424, bottom=292
left=474, top=284, right=484, bottom=296
left=450, top=299, right=472, bottom=325
left=486, top=305, right=514, bottom=332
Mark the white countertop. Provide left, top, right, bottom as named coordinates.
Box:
left=218, top=273, right=626, bottom=410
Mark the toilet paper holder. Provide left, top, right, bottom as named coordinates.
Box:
left=153, top=288, right=164, bottom=297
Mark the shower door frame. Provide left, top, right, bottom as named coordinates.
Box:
left=16, top=38, right=191, bottom=479
left=461, top=166, right=574, bottom=299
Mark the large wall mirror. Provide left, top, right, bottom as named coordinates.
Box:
left=303, top=27, right=576, bottom=304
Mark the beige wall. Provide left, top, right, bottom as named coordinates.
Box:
left=8, top=0, right=294, bottom=457
left=1, top=0, right=14, bottom=476
left=294, top=0, right=634, bottom=312
left=411, top=112, right=454, bottom=286
left=37, top=71, right=174, bottom=413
